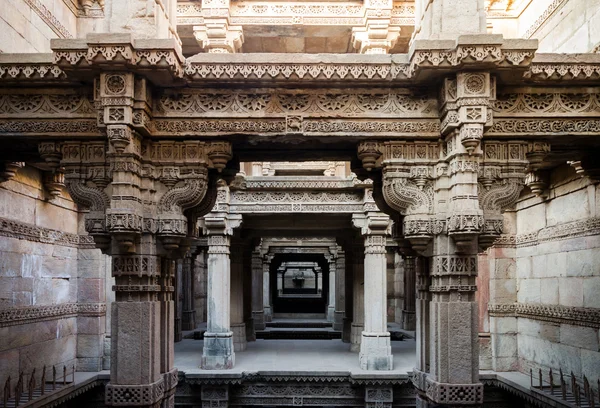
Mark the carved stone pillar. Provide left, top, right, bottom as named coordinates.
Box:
left=358, top=102, right=529, bottom=402
left=350, top=238, right=365, bottom=352
left=175, top=259, right=183, bottom=342
left=230, top=237, right=247, bottom=352
left=401, top=251, right=416, bottom=331
left=327, top=255, right=336, bottom=323
left=262, top=255, right=273, bottom=322
left=182, top=247, right=199, bottom=331
left=333, top=248, right=346, bottom=331
left=199, top=212, right=243, bottom=369
left=251, top=250, right=265, bottom=330
left=352, top=213, right=393, bottom=370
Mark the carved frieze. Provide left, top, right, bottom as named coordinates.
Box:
left=0, top=303, right=106, bottom=327
left=156, top=90, right=437, bottom=118
left=488, top=303, right=600, bottom=329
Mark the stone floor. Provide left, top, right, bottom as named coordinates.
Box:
left=174, top=338, right=417, bottom=376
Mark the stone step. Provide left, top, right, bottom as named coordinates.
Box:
left=256, top=330, right=342, bottom=340
left=266, top=321, right=332, bottom=329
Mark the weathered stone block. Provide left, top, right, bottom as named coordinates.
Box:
left=560, top=324, right=599, bottom=351
left=78, top=278, right=105, bottom=302
left=515, top=257, right=532, bottom=279
left=77, top=315, right=106, bottom=334
left=558, top=277, right=584, bottom=307
left=517, top=279, right=541, bottom=303
left=490, top=316, right=517, bottom=334
left=77, top=357, right=103, bottom=372
left=77, top=334, right=104, bottom=358
left=540, top=278, right=559, bottom=304
left=491, top=333, right=517, bottom=358
left=490, top=278, right=516, bottom=303
left=518, top=319, right=560, bottom=343
left=516, top=204, right=546, bottom=235
left=583, top=277, right=600, bottom=308
left=493, top=258, right=516, bottom=279
left=566, top=249, right=600, bottom=277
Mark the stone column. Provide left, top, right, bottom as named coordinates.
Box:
left=194, top=249, right=208, bottom=324
left=200, top=214, right=243, bottom=369
left=402, top=253, right=416, bottom=331
left=393, top=251, right=404, bottom=326
left=174, top=259, right=183, bottom=342
left=230, top=238, right=247, bottom=352
left=263, top=255, right=273, bottom=322
left=251, top=250, right=265, bottom=330
left=350, top=238, right=364, bottom=352
left=327, top=256, right=336, bottom=323
left=333, top=248, right=345, bottom=331
left=182, top=250, right=198, bottom=331
left=353, top=213, right=393, bottom=370
left=316, top=268, right=323, bottom=295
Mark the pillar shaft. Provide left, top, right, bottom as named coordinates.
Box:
left=263, top=258, right=272, bottom=322
left=327, top=259, right=336, bottom=322
left=353, top=213, right=393, bottom=371
left=230, top=239, right=247, bottom=351
left=202, top=234, right=235, bottom=369
left=333, top=251, right=345, bottom=331
left=351, top=243, right=364, bottom=352
left=251, top=251, right=265, bottom=330
left=402, top=255, right=416, bottom=331
left=182, top=254, right=197, bottom=331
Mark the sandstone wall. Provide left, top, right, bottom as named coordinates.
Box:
left=528, top=0, right=600, bottom=53
left=0, top=0, right=79, bottom=53
left=488, top=164, right=600, bottom=388
left=0, top=165, right=109, bottom=390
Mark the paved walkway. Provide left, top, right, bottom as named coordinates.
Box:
left=174, top=338, right=416, bottom=376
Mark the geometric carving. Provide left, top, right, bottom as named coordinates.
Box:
left=426, top=378, right=484, bottom=405
left=105, top=379, right=165, bottom=406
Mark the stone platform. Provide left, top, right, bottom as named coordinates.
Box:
left=174, top=338, right=416, bottom=377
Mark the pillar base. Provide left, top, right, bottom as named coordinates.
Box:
left=333, top=311, right=344, bottom=331
left=182, top=310, right=196, bottom=331
left=327, top=306, right=335, bottom=323
left=359, top=332, right=393, bottom=370
left=350, top=323, right=363, bottom=352
left=232, top=323, right=247, bottom=351
left=252, top=311, right=265, bottom=330
left=263, top=306, right=272, bottom=322
left=402, top=310, right=416, bottom=331
left=202, top=332, right=235, bottom=369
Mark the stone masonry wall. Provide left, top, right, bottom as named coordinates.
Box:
left=0, top=0, right=79, bottom=53
left=524, top=0, right=600, bottom=53
left=0, top=165, right=109, bottom=390
left=488, top=164, right=600, bottom=390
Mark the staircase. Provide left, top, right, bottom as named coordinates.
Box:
left=256, top=318, right=341, bottom=340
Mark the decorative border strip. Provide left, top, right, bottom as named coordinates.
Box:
left=523, top=0, right=567, bottom=39
left=0, top=217, right=96, bottom=249
left=513, top=216, right=600, bottom=248
left=23, top=0, right=74, bottom=39
left=0, top=303, right=106, bottom=327
left=488, top=303, right=600, bottom=329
